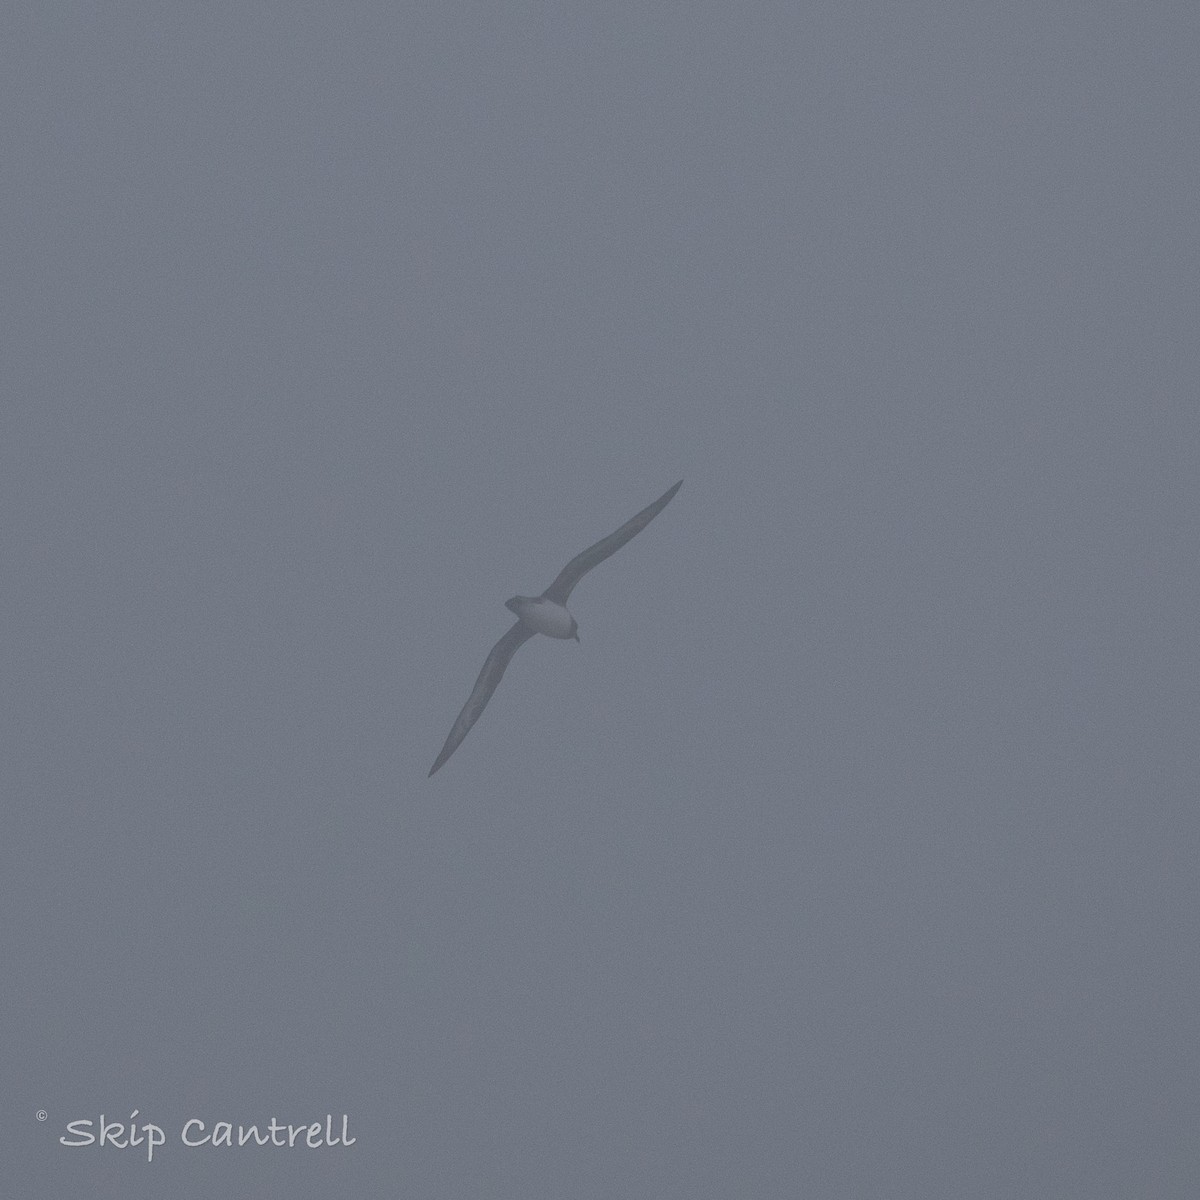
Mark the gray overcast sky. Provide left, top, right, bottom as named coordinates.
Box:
left=4, top=3, right=1198, bottom=1197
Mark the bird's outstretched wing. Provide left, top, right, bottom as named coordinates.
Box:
left=428, top=620, right=537, bottom=776
left=541, top=479, right=682, bottom=605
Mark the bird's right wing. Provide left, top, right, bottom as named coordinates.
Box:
left=541, top=479, right=682, bottom=604
left=428, top=620, right=536, bottom=776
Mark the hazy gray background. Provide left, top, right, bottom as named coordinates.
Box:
left=5, top=3, right=1198, bottom=1196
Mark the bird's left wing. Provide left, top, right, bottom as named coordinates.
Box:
left=428, top=620, right=536, bottom=776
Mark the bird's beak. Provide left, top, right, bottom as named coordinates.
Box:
left=573, top=632, right=581, bottom=642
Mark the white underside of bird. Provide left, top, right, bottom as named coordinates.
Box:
left=505, top=596, right=579, bottom=640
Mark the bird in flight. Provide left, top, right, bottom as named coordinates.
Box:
left=428, top=479, right=682, bottom=776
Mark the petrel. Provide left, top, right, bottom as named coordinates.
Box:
left=428, top=479, right=682, bottom=776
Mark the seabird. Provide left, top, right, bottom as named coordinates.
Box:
left=428, top=479, right=682, bottom=776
